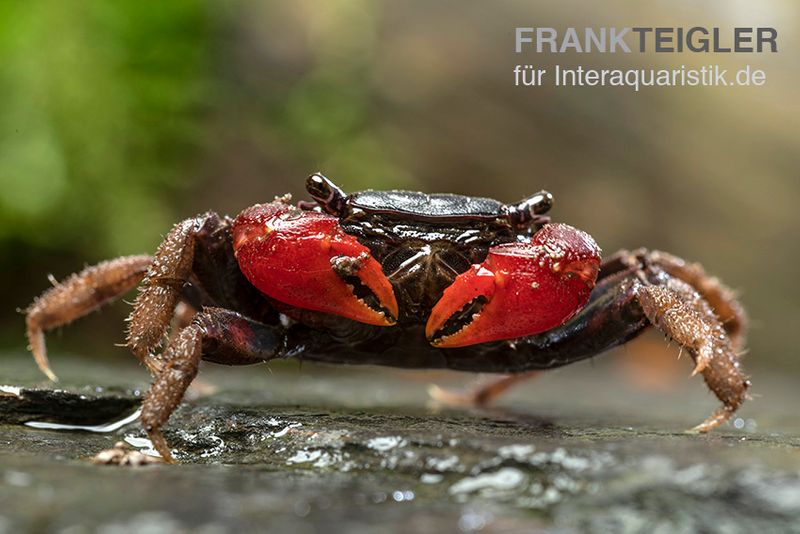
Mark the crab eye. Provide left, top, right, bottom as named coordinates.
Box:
left=306, top=173, right=348, bottom=216
left=505, top=190, right=554, bottom=226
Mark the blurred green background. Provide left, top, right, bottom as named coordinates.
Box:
left=1, top=1, right=798, bottom=375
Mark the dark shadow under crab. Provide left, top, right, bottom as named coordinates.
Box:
left=24, top=174, right=749, bottom=462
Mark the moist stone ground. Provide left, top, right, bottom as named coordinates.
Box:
left=1, top=351, right=798, bottom=533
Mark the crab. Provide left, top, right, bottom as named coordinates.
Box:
left=25, top=174, right=749, bottom=463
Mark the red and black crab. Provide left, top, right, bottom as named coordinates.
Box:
left=25, top=174, right=749, bottom=463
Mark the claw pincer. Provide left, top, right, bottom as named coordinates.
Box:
left=233, top=202, right=398, bottom=326
left=427, top=223, right=601, bottom=347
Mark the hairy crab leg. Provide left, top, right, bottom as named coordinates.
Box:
left=126, top=217, right=204, bottom=372
left=126, top=211, right=254, bottom=373
left=25, top=255, right=152, bottom=381
left=469, top=267, right=749, bottom=430
left=601, top=249, right=748, bottom=349
left=646, top=250, right=748, bottom=350
left=595, top=249, right=750, bottom=430
left=141, top=308, right=285, bottom=463
left=168, top=302, right=197, bottom=341
left=636, top=275, right=750, bottom=432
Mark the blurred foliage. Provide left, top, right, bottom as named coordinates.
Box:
left=0, top=1, right=211, bottom=254
left=1, top=0, right=798, bottom=375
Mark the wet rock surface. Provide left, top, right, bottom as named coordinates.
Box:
left=0, top=384, right=140, bottom=426
left=1, top=351, right=799, bottom=533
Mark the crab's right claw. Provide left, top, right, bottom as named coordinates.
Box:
left=233, top=203, right=398, bottom=326
left=426, top=223, right=601, bottom=347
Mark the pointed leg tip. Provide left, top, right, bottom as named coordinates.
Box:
left=427, top=384, right=447, bottom=401
left=686, top=406, right=735, bottom=434
left=146, top=428, right=178, bottom=464
left=427, top=384, right=474, bottom=407
left=46, top=371, right=59, bottom=383
left=155, top=446, right=178, bottom=464
left=686, top=418, right=718, bottom=433
left=37, top=362, right=59, bottom=382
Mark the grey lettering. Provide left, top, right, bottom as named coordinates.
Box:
left=585, top=27, right=606, bottom=53
left=610, top=27, right=631, bottom=52
left=515, top=27, right=534, bottom=53
left=714, top=65, right=728, bottom=84
left=537, top=27, right=558, bottom=53
left=559, top=27, right=582, bottom=53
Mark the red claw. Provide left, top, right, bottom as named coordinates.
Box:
left=233, top=202, right=398, bottom=326
left=426, top=223, right=601, bottom=347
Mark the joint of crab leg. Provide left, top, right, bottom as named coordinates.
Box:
left=690, top=348, right=712, bottom=376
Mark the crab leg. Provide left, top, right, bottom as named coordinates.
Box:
left=636, top=276, right=749, bottom=432
left=646, top=250, right=748, bottom=350
left=25, top=255, right=152, bottom=381
left=296, top=256, right=749, bottom=430
left=429, top=371, right=543, bottom=407
left=126, top=218, right=203, bottom=372
left=126, top=211, right=257, bottom=373
left=601, top=249, right=748, bottom=350
left=142, top=308, right=285, bottom=463
left=473, top=262, right=750, bottom=430
left=469, top=265, right=750, bottom=431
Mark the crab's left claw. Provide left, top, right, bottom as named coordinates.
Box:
left=426, top=223, right=601, bottom=347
